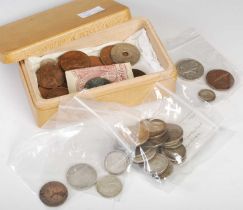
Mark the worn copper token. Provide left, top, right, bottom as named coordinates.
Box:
left=198, top=89, right=216, bottom=102
left=58, top=51, right=90, bottom=71
left=206, top=69, right=235, bottom=90
left=89, top=56, right=103, bottom=67
left=100, top=45, right=115, bottom=65
left=132, top=69, right=146, bottom=77
left=36, top=62, right=65, bottom=89
left=39, top=181, right=68, bottom=207
left=84, top=77, right=111, bottom=89
left=111, top=43, right=140, bottom=65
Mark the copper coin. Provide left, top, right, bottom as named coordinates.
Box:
left=100, top=45, right=115, bottom=65
left=206, top=69, right=235, bottom=90
left=132, top=69, right=146, bottom=77
left=198, top=89, right=216, bottom=102
left=36, top=62, right=65, bottom=89
left=89, top=56, right=103, bottom=67
left=39, top=181, right=68, bottom=207
left=58, top=51, right=90, bottom=71
left=39, top=87, right=69, bottom=99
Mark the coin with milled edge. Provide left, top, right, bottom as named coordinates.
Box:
left=159, top=162, right=173, bottom=180
left=39, top=181, right=68, bottom=207
left=100, top=45, right=115, bottom=65
left=164, top=145, right=186, bottom=165
left=96, top=175, right=123, bottom=198
left=176, top=59, right=204, bottom=80
left=66, top=163, right=97, bottom=190
left=132, top=69, right=146, bottom=77
left=198, top=89, right=216, bottom=102
left=105, top=151, right=129, bottom=175
left=84, top=77, right=111, bottom=89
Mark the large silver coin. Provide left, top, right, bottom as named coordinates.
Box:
left=198, top=89, right=216, bottom=102
left=104, top=151, right=130, bottom=175
left=133, top=147, right=157, bottom=164
left=129, top=121, right=150, bottom=146
left=176, top=59, right=204, bottom=80
left=164, top=145, right=187, bottom=165
left=96, top=175, right=123, bottom=198
left=66, top=163, right=97, bottom=190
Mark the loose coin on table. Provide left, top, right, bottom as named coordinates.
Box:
left=96, top=175, right=123, bottom=198
left=206, top=69, right=235, bottom=90
left=198, top=89, right=216, bottom=102
left=89, top=56, right=104, bottom=67
left=176, top=59, right=204, bottom=80
left=164, top=145, right=187, bottom=165
left=104, top=150, right=130, bottom=175
left=66, top=163, right=97, bottom=190
left=39, top=181, right=68, bottom=207
left=84, top=77, right=111, bottom=89
left=100, top=45, right=115, bottom=65
left=132, top=69, right=146, bottom=77
left=111, top=43, right=140, bottom=65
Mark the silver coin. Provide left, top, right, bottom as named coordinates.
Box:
left=164, top=145, right=187, bottom=165
left=133, top=147, right=157, bottom=164
left=176, top=59, right=204, bottom=80
left=159, top=162, right=174, bottom=180
left=164, top=138, right=183, bottom=149
left=129, top=121, right=150, bottom=146
left=66, top=163, right=97, bottom=190
left=104, top=151, right=130, bottom=175
left=166, top=124, right=184, bottom=145
left=148, top=131, right=170, bottom=148
left=145, top=119, right=167, bottom=137
left=96, top=175, right=123, bottom=198
left=198, top=89, right=216, bottom=102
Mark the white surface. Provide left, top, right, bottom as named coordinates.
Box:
left=0, top=0, right=243, bottom=209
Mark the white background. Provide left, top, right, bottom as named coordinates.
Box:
left=1, top=0, right=243, bottom=209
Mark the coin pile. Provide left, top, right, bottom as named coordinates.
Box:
left=133, top=119, right=187, bottom=180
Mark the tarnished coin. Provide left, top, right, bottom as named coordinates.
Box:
left=133, top=147, right=157, bottom=164
left=66, top=163, right=97, bottom=190
left=159, top=162, right=173, bottom=180
left=206, top=69, right=235, bottom=90
left=100, top=45, right=115, bottom=65
left=198, top=89, right=216, bottom=102
left=111, top=43, right=140, bottom=65
left=104, top=151, right=130, bottom=175
left=176, top=59, right=204, bottom=80
left=58, top=51, right=90, bottom=71
left=96, top=175, right=123, bottom=198
left=148, top=131, right=170, bottom=148
left=89, top=56, right=103, bottom=67
left=145, top=119, right=167, bottom=137
left=84, top=77, right=111, bottom=89
left=132, top=69, right=146, bottom=77
left=39, top=181, right=68, bottom=207
left=164, top=145, right=186, bottom=165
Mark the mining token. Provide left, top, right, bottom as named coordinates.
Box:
left=164, top=145, right=186, bottom=165
left=100, top=45, right=115, bottom=65
left=39, top=181, right=68, bottom=207
left=96, top=175, right=123, bottom=198
left=132, top=121, right=150, bottom=146
left=132, top=69, right=146, bottom=77
left=66, top=163, right=97, bottom=190
left=89, top=56, right=103, bottom=67
left=176, top=59, right=204, bottom=80
left=104, top=150, right=130, bottom=175
left=159, top=162, right=173, bottom=180
left=58, top=51, right=90, bottom=71
left=111, top=43, right=140, bottom=65
left=198, top=89, right=216, bottom=102
left=133, top=147, right=157, bottom=164
left=206, top=69, right=235, bottom=90
left=36, top=62, right=65, bottom=89
left=84, top=77, right=111, bottom=89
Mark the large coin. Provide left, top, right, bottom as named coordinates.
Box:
left=176, top=59, right=204, bottom=80
left=198, top=89, right=216, bottom=102
left=111, top=43, right=140, bottom=65
left=206, top=69, right=235, bottom=90
left=84, top=77, right=111, bottom=89
left=39, top=181, right=68, bottom=207
left=96, top=175, right=123, bottom=198
left=100, top=45, right=115, bottom=65
left=104, top=150, right=130, bottom=175
left=58, top=51, right=90, bottom=71
left=164, top=145, right=186, bottom=165
left=132, top=69, right=146, bottom=77
left=66, top=163, right=97, bottom=190
left=89, top=56, right=103, bottom=67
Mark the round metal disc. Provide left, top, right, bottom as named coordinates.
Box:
left=133, top=147, right=157, bottom=164
left=84, top=77, right=111, bottom=89
left=198, top=89, right=216, bottom=102
left=164, top=145, right=187, bottom=165
left=100, top=45, right=115, bottom=65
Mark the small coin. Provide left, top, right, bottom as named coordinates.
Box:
left=104, top=150, right=130, bottom=175
left=111, top=43, right=140, bottom=65
left=164, top=145, right=186, bottom=165
left=66, top=163, right=97, bottom=190
left=159, top=162, right=173, bottom=180
left=84, top=77, right=111, bottom=89
left=206, top=69, right=235, bottom=90
left=58, top=51, right=90, bottom=71
left=176, top=59, right=204, bottom=80
left=39, top=181, right=68, bottom=207
left=100, top=45, right=115, bottom=65
left=198, top=89, right=216, bottom=102
left=165, top=123, right=184, bottom=145
left=89, top=56, right=104, bottom=67
left=132, top=69, right=146, bottom=77
left=145, top=119, right=167, bottom=137
left=96, top=175, right=123, bottom=198
left=133, top=147, right=157, bottom=164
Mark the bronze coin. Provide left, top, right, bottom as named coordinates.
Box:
left=89, top=56, right=103, bottom=67
left=206, top=69, right=235, bottom=90
left=58, top=51, right=90, bottom=71
left=132, top=69, right=146, bottom=77
left=39, top=181, right=68, bottom=207
left=46, top=87, right=69, bottom=99
left=100, top=45, right=115, bottom=65
left=36, top=63, right=65, bottom=89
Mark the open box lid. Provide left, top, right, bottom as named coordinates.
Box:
left=0, top=0, right=131, bottom=64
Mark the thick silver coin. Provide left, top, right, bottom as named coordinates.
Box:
left=66, top=163, right=97, bottom=190
left=198, top=89, right=216, bottom=102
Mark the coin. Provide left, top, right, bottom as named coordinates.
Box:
left=100, top=45, right=115, bottom=65
left=163, top=138, right=183, bottom=149
left=89, top=56, right=103, bottom=67
left=132, top=121, right=150, bottom=146
left=132, top=69, right=146, bottom=77
left=176, top=59, right=204, bottom=80
left=66, top=163, right=97, bottom=190
left=145, top=119, right=167, bottom=137
left=104, top=150, right=130, bottom=175
left=96, top=175, right=123, bottom=198
left=165, top=123, right=184, bottom=145
left=111, top=43, right=140, bottom=65
left=84, top=77, right=111, bottom=89
left=39, top=181, right=68, bottom=207
left=198, top=89, right=216, bottom=102
left=159, top=162, right=173, bottom=180
left=164, top=145, right=186, bottom=165
left=58, top=51, right=90, bottom=71
left=40, top=59, right=57, bottom=66
left=206, top=69, right=235, bottom=90
left=148, top=131, right=170, bottom=148
left=133, top=147, right=157, bottom=164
